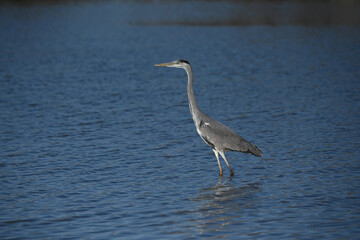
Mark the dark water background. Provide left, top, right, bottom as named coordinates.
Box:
left=1, top=1, right=360, bottom=239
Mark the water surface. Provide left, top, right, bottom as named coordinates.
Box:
left=1, top=1, right=360, bottom=239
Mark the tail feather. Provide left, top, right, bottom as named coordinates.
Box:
left=246, top=142, right=263, bottom=157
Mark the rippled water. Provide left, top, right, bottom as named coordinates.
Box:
left=1, top=2, right=360, bottom=239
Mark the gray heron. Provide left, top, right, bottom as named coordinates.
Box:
left=155, top=59, right=262, bottom=177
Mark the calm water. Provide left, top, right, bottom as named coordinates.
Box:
left=1, top=1, right=360, bottom=239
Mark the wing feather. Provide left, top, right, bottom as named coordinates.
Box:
left=196, top=113, right=262, bottom=157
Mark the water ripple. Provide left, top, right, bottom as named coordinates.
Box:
left=1, top=3, right=360, bottom=239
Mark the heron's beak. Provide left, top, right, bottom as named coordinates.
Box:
left=154, top=62, right=172, bottom=67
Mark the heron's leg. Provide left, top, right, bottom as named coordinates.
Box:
left=212, top=149, right=223, bottom=177
left=219, top=151, right=234, bottom=176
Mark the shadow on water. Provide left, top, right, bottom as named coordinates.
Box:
left=189, top=178, right=261, bottom=236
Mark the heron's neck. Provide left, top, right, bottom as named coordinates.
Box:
left=184, top=65, right=201, bottom=125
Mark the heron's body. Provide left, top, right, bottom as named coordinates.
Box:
left=155, top=59, right=262, bottom=177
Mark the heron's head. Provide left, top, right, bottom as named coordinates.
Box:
left=155, top=59, right=190, bottom=69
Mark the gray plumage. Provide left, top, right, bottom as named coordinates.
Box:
left=155, top=59, right=262, bottom=177
left=196, top=112, right=262, bottom=156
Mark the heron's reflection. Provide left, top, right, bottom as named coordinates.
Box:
left=190, top=178, right=261, bottom=237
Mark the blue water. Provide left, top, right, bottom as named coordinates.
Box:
left=1, top=1, right=360, bottom=239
